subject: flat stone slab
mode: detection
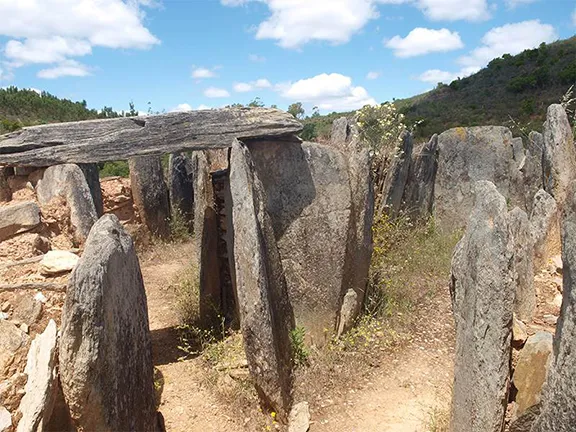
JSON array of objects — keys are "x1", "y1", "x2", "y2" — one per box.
[{"x1": 0, "y1": 108, "x2": 303, "y2": 166}]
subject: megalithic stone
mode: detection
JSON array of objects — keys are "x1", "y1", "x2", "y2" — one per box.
[
  {"x1": 78, "y1": 163, "x2": 104, "y2": 217},
  {"x1": 168, "y1": 153, "x2": 194, "y2": 230}
]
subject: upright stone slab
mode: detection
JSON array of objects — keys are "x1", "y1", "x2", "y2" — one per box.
[
  {"x1": 36, "y1": 164, "x2": 98, "y2": 243},
  {"x1": 247, "y1": 139, "x2": 353, "y2": 342},
  {"x1": 16, "y1": 320, "x2": 58, "y2": 432},
  {"x1": 59, "y1": 215, "x2": 158, "y2": 432},
  {"x1": 402, "y1": 134, "x2": 439, "y2": 219},
  {"x1": 530, "y1": 189, "x2": 560, "y2": 270},
  {"x1": 0, "y1": 167, "x2": 12, "y2": 202},
  {"x1": 435, "y1": 126, "x2": 521, "y2": 230},
  {"x1": 449, "y1": 181, "x2": 514, "y2": 432},
  {"x1": 381, "y1": 131, "x2": 413, "y2": 218},
  {"x1": 530, "y1": 182, "x2": 576, "y2": 431},
  {"x1": 542, "y1": 104, "x2": 576, "y2": 208},
  {"x1": 129, "y1": 155, "x2": 170, "y2": 239},
  {"x1": 229, "y1": 139, "x2": 293, "y2": 419},
  {"x1": 509, "y1": 207, "x2": 535, "y2": 322},
  {"x1": 192, "y1": 151, "x2": 221, "y2": 326},
  {"x1": 78, "y1": 163, "x2": 104, "y2": 217},
  {"x1": 168, "y1": 153, "x2": 194, "y2": 228}
]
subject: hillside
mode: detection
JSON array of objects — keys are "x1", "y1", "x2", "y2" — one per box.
[{"x1": 302, "y1": 36, "x2": 576, "y2": 141}]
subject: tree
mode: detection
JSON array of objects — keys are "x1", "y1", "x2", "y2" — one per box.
[
  {"x1": 311, "y1": 106, "x2": 320, "y2": 118},
  {"x1": 288, "y1": 102, "x2": 305, "y2": 119},
  {"x1": 248, "y1": 97, "x2": 265, "y2": 107}
]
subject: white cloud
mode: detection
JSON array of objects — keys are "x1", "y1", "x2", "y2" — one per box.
[
  {"x1": 458, "y1": 20, "x2": 558, "y2": 69},
  {"x1": 280, "y1": 73, "x2": 376, "y2": 111},
  {"x1": 385, "y1": 28, "x2": 463, "y2": 58},
  {"x1": 170, "y1": 103, "x2": 193, "y2": 112},
  {"x1": 415, "y1": 0, "x2": 490, "y2": 21},
  {"x1": 249, "y1": 54, "x2": 266, "y2": 62},
  {"x1": 197, "y1": 104, "x2": 211, "y2": 110},
  {"x1": 233, "y1": 78, "x2": 272, "y2": 93},
  {"x1": 37, "y1": 60, "x2": 91, "y2": 79},
  {"x1": 366, "y1": 71, "x2": 381, "y2": 80},
  {"x1": 418, "y1": 66, "x2": 479, "y2": 84},
  {"x1": 192, "y1": 67, "x2": 217, "y2": 79},
  {"x1": 222, "y1": 0, "x2": 488, "y2": 48},
  {"x1": 0, "y1": 0, "x2": 158, "y2": 77},
  {"x1": 505, "y1": 0, "x2": 539, "y2": 8},
  {"x1": 204, "y1": 87, "x2": 230, "y2": 98}
]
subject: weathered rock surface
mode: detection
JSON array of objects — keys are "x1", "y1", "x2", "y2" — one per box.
[
  {"x1": 542, "y1": 104, "x2": 576, "y2": 208},
  {"x1": 247, "y1": 139, "x2": 356, "y2": 342},
  {"x1": 288, "y1": 401, "x2": 310, "y2": 432},
  {"x1": 381, "y1": 131, "x2": 413, "y2": 217},
  {"x1": 36, "y1": 164, "x2": 98, "y2": 243},
  {"x1": 168, "y1": 153, "x2": 194, "y2": 227},
  {"x1": 512, "y1": 332, "x2": 553, "y2": 418},
  {"x1": 0, "y1": 319, "x2": 29, "y2": 376},
  {"x1": 0, "y1": 405, "x2": 10, "y2": 432},
  {"x1": 229, "y1": 139, "x2": 293, "y2": 419},
  {"x1": 0, "y1": 108, "x2": 303, "y2": 166},
  {"x1": 402, "y1": 134, "x2": 439, "y2": 219},
  {"x1": 39, "y1": 251, "x2": 80, "y2": 275},
  {"x1": 16, "y1": 320, "x2": 58, "y2": 432},
  {"x1": 530, "y1": 182, "x2": 576, "y2": 431},
  {"x1": 0, "y1": 167, "x2": 12, "y2": 202},
  {"x1": 0, "y1": 202, "x2": 41, "y2": 242},
  {"x1": 512, "y1": 315, "x2": 528, "y2": 348},
  {"x1": 449, "y1": 181, "x2": 514, "y2": 432},
  {"x1": 11, "y1": 297, "x2": 42, "y2": 327},
  {"x1": 530, "y1": 189, "x2": 560, "y2": 269},
  {"x1": 78, "y1": 163, "x2": 104, "y2": 217},
  {"x1": 509, "y1": 208, "x2": 535, "y2": 322},
  {"x1": 129, "y1": 155, "x2": 171, "y2": 239},
  {"x1": 59, "y1": 215, "x2": 158, "y2": 432},
  {"x1": 435, "y1": 126, "x2": 523, "y2": 230}
]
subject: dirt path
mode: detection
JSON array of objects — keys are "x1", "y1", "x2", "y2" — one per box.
[
  {"x1": 140, "y1": 241, "x2": 242, "y2": 432},
  {"x1": 140, "y1": 240, "x2": 455, "y2": 432}
]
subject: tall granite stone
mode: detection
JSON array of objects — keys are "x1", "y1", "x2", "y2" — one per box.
[
  {"x1": 402, "y1": 134, "x2": 439, "y2": 219},
  {"x1": 530, "y1": 182, "x2": 576, "y2": 431},
  {"x1": 542, "y1": 104, "x2": 576, "y2": 209},
  {"x1": 247, "y1": 138, "x2": 355, "y2": 342},
  {"x1": 78, "y1": 163, "x2": 104, "y2": 217},
  {"x1": 0, "y1": 167, "x2": 12, "y2": 202},
  {"x1": 435, "y1": 126, "x2": 523, "y2": 230},
  {"x1": 129, "y1": 155, "x2": 170, "y2": 239},
  {"x1": 229, "y1": 139, "x2": 293, "y2": 420},
  {"x1": 168, "y1": 153, "x2": 194, "y2": 229},
  {"x1": 449, "y1": 181, "x2": 514, "y2": 432},
  {"x1": 381, "y1": 130, "x2": 413, "y2": 218},
  {"x1": 509, "y1": 207, "x2": 535, "y2": 322},
  {"x1": 59, "y1": 215, "x2": 158, "y2": 432},
  {"x1": 530, "y1": 189, "x2": 560, "y2": 270},
  {"x1": 36, "y1": 164, "x2": 98, "y2": 244}
]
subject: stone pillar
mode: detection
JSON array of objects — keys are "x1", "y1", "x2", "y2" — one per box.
[
  {"x1": 78, "y1": 163, "x2": 104, "y2": 217},
  {"x1": 381, "y1": 130, "x2": 413, "y2": 218},
  {"x1": 59, "y1": 215, "x2": 159, "y2": 432},
  {"x1": 0, "y1": 166, "x2": 12, "y2": 202},
  {"x1": 449, "y1": 181, "x2": 514, "y2": 432},
  {"x1": 168, "y1": 153, "x2": 194, "y2": 230},
  {"x1": 129, "y1": 156, "x2": 171, "y2": 239}
]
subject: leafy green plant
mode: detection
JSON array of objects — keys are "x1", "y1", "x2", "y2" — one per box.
[
  {"x1": 289, "y1": 326, "x2": 310, "y2": 367},
  {"x1": 169, "y1": 207, "x2": 192, "y2": 243},
  {"x1": 98, "y1": 161, "x2": 130, "y2": 178}
]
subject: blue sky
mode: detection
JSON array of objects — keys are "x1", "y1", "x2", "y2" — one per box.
[{"x1": 0, "y1": 0, "x2": 575, "y2": 115}]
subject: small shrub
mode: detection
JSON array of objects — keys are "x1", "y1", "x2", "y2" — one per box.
[
  {"x1": 289, "y1": 326, "x2": 310, "y2": 367},
  {"x1": 169, "y1": 207, "x2": 192, "y2": 243},
  {"x1": 99, "y1": 160, "x2": 130, "y2": 178},
  {"x1": 174, "y1": 263, "x2": 200, "y2": 326}
]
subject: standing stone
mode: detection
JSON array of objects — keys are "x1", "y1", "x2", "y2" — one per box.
[
  {"x1": 527, "y1": 131, "x2": 544, "y2": 158},
  {"x1": 192, "y1": 151, "x2": 221, "y2": 326},
  {"x1": 229, "y1": 139, "x2": 293, "y2": 420},
  {"x1": 509, "y1": 208, "x2": 535, "y2": 322},
  {"x1": 0, "y1": 202, "x2": 41, "y2": 242},
  {"x1": 36, "y1": 164, "x2": 98, "y2": 244},
  {"x1": 129, "y1": 156, "x2": 170, "y2": 239},
  {"x1": 330, "y1": 116, "x2": 354, "y2": 147},
  {"x1": 512, "y1": 332, "x2": 553, "y2": 418},
  {"x1": 402, "y1": 134, "x2": 439, "y2": 219},
  {"x1": 435, "y1": 126, "x2": 522, "y2": 230},
  {"x1": 168, "y1": 153, "x2": 194, "y2": 229},
  {"x1": 0, "y1": 167, "x2": 12, "y2": 202},
  {"x1": 530, "y1": 189, "x2": 560, "y2": 270},
  {"x1": 78, "y1": 163, "x2": 104, "y2": 217},
  {"x1": 16, "y1": 320, "x2": 58, "y2": 432},
  {"x1": 449, "y1": 181, "x2": 514, "y2": 432},
  {"x1": 247, "y1": 139, "x2": 353, "y2": 342},
  {"x1": 381, "y1": 130, "x2": 413, "y2": 218},
  {"x1": 59, "y1": 215, "x2": 158, "y2": 432},
  {"x1": 542, "y1": 104, "x2": 576, "y2": 208},
  {"x1": 530, "y1": 182, "x2": 576, "y2": 431}
]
